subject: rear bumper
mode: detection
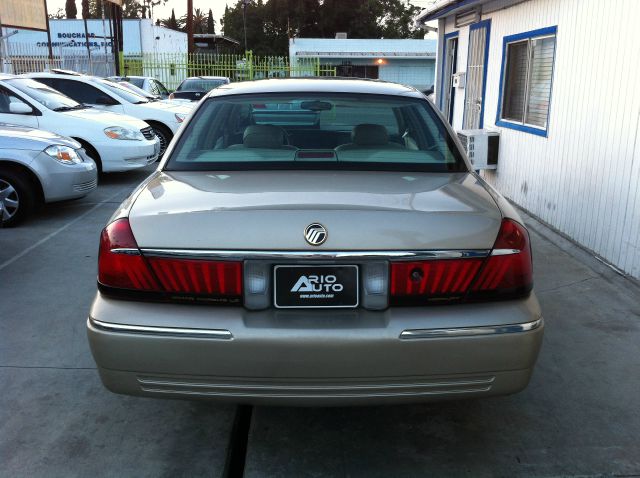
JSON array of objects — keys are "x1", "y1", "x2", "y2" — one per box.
[{"x1": 87, "y1": 293, "x2": 544, "y2": 406}]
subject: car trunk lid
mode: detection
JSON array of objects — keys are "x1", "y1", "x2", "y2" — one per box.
[{"x1": 128, "y1": 170, "x2": 502, "y2": 250}]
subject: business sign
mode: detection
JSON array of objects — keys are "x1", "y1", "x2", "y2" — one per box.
[
  {"x1": 0, "y1": 0, "x2": 47, "y2": 31},
  {"x1": 8, "y1": 20, "x2": 142, "y2": 53}
]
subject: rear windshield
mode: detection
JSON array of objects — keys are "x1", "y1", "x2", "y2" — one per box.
[
  {"x1": 177, "y1": 78, "x2": 228, "y2": 91},
  {"x1": 165, "y1": 93, "x2": 466, "y2": 173},
  {"x1": 126, "y1": 77, "x2": 145, "y2": 88},
  {"x1": 96, "y1": 79, "x2": 149, "y2": 104}
]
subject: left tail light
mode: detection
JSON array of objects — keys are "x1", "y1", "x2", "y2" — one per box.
[{"x1": 98, "y1": 218, "x2": 242, "y2": 301}]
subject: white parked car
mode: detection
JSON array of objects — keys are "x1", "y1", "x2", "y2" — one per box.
[
  {"x1": 0, "y1": 75, "x2": 159, "y2": 173},
  {"x1": 28, "y1": 72, "x2": 192, "y2": 156},
  {"x1": 107, "y1": 75, "x2": 171, "y2": 99}
]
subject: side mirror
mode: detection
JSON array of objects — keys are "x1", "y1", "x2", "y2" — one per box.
[
  {"x1": 9, "y1": 103, "x2": 33, "y2": 115},
  {"x1": 96, "y1": 96, "x2": 119, "y2": 106}
]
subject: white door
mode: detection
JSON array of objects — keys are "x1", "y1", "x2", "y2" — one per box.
[
  {"x1": 442, "y1": 36, "x2": 458, "y2": 124},
  {"x1": 0, "y1": 88, "x2": 40, "y2": 128},
  {"x1": 463, "y1": 21, "x2": 490, "y2": 130}
]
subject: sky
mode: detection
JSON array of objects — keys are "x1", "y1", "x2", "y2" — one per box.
[
  {"x1": 46, "y1": 1, "x2": 230, "y2": 27},
  {"x1": 46, "y1": 0, "x2": 436, "y2": 33}
]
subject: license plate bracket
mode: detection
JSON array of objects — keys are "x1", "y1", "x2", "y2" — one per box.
[{"x1": 274, "y1": 265, "x2": 359, "y2": 309}]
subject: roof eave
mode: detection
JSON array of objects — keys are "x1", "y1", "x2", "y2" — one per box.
[{"x1": 415, "y1": 0, "x2": 482, "y2": 23}]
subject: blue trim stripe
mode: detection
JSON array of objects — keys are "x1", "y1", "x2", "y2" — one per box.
[
  {"x1": 495, "y1": 119, "x2": 548, "y2": 137},
  {"x1": 495, "y1": 25, "x2": 558, "y2": 137},
  {"x1": 462, "y1": 19, "x2": 491, "y2": 129},
  {"x1": 439, "y1": 31, "x2": 459, "y2": 111}
]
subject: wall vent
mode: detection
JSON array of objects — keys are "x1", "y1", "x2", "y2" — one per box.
[{"x1": 455, "y1": 8, "x2": 480, "y2": 27}]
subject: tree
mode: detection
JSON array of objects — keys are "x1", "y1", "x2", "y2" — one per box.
[
  {"x1": 82, "y1": 0, "x2": 90, "y2": 19},
  {"x1": 50, "y1": 7, "x2": 66, "y2": 19},
  {"x1": 158, "y1": 8, "x2": 179, "y2": 30},
  {"x1": 89, "y1": 0, "x2": 103, "y2": 18},
  {"x1": 65, "y1": 0, "x2": 77, "y2": 19},
  {"x1": 180, "y1": 8, "x2": 207, "y2": 34},
  {"x1": 207, "y1": 9, "x2": 216, "y2": 34},
  {"x1": 221, "y1": 0, "x2": 424, "y2": 55}
]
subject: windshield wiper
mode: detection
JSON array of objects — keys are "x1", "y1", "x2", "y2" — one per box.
[{"x1": 53, "y1": 104, "x2": 85, "y2": 112}]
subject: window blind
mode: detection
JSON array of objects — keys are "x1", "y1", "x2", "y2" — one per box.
[{"x1": 525, "y1": 36, "x2": 555, "y2": 127}]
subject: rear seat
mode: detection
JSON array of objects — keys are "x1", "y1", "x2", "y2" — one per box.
[
  {"x1": 228, "y1": 125, "x2": 297, "y2": 150},
  {"x1": 335, "y1": 124, "x2": 403, "y2": 151}
]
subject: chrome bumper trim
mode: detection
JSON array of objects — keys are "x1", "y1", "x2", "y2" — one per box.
[
  {"x1": 138, "y1": 248, "x2": 490, "y2": 261},
  {"x1": 88, "y1": 317, "x2": 233, "y2": 340},
  {"x1": 399, "y1": 317, "x2": 543, "y2": 339}
]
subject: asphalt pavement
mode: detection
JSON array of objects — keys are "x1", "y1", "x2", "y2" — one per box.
[{"x1": 1, "y1": 165, "x2": 639, "y2": 477}]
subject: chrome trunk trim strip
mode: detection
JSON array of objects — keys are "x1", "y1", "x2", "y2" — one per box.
[
  {"x1": 491, "y1": 248, "x2": 521, "y2": 256},
  {"x1": 110, "y1": 248, "x2": 140, "y2": 255},
  {"x1": 399, "y1": 317, "x2": 543, "y2": 339},
  {"x1": 139, "y1": 249, "x2": 490, "y2": 261},
  {"x1": 88, "y1": 317, "x2": 233, "y2": 339}
]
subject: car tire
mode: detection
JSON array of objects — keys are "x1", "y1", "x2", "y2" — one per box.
[
  {"x1": 149, "y1": 123, "x2": 172, "y2": 158},
  {"x1": 0, "y1": 169, "x2": 35, "y2": 227},
  {"x1": 74, "y1": 139, "x2": 102, "y2": 174}
]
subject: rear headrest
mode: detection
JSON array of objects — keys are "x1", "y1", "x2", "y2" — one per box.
[
  {"x1": 243, "y1": 124, "x2": 285, "y2": 148},
  {"x1": 352, "y1": 124, "x2": 389, "y2": 146}
]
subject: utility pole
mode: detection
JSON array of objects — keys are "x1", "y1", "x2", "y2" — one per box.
[
  {"x1": 82, "y1": 16, "x2": 93, "y2": 74},
  {"x1": 242, "y1": 0, "x2": 250, "y2": 53},
  {"x1": 42, "y1": 0, "x2": 54, "y2": 61},
  {"x1": 187, "y1": 0, "x2": 193, "y2": 54}
]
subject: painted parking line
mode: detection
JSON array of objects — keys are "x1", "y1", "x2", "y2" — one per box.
[{"x1": 0, "y1": 188, "x2": 125, "y2": 272}]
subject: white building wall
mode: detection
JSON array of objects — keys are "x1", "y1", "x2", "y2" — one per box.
[
  {"x1": 439, "y1": 0, "x2": 640, "y2": 278},
  {"x1": 378, "y1": 61, "x2": 435, "y2": 90},
  {"x1": 6, "y1": 19, "x2": 185, "y2": 55},
  {"x1": 139, "y1": 20, "x2": 187, "y2": 54}
]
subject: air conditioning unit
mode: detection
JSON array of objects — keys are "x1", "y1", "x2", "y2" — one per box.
[{"x1": 457, "y1": 129, "x2": 499, "y2": 170}]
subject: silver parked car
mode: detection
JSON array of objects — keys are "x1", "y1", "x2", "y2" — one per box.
[
  {"x1": 0, "y1": 124, "x2": 97, "y2": 226},
  {"x1": 88, "y1": 79, "x2": 543, "y2": 406}
]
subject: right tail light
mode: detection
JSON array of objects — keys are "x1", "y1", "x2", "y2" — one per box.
[{"x1": 390, "y1": 218, "x2": 533, "y2": 304}]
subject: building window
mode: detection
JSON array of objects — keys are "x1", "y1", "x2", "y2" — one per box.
[{"x1": 497, "y1": 26, "x2": 557, "y2": 136}]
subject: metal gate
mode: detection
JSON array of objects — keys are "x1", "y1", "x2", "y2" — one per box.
[{"x1": 463, "y1": 20, "x2": 490, "y2": 129}]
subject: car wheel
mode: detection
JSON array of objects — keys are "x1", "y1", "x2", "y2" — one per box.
[
  {"x1": 150, "y1": 124, "x2": 172, "y2": 158},
  {"x1": 0, "y1": 170, "x2": 35, "y2": 227}
]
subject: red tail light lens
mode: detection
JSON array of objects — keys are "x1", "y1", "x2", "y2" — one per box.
[
  {"x1": 98, "y1": 218, "x2": 242, "y2": 301},
  {"x1": 390, "y1": 219, "x2": 533, "y2": 304},
  {"x1": 147, "y1": 257, "x2": 242, "y2": 296},
  {"x1": 390, "y1": 259, "x2": 483, "y2": 300},
  {"x1": 98, "y1": 218, "x2": 159, "y2": 291},
  {"x1": 469, "y1": 219, "x2": 533, "y2": 297}
]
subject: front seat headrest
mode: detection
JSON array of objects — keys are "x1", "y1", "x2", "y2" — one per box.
[
  {"x1": 352, "y1": 124, "x2": 389, "y2": 146},
  {"x1": 243, "y1": 124, "x2": 286, "y2": 149}
]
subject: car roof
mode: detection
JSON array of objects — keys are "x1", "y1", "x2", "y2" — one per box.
[
  {"x1": 185, "y1": 76, "x2": 230, "y2": 80},
  {"x1": 208, "y1": 78, "x2": 423, "y2": 99}
]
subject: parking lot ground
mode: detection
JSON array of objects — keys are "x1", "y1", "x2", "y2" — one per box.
[
  {"x1": 1, "y1": 167, "x2": 640, "y2": 477},
  {"x1": 244, "y1": 211, "x2": 640, "y2": 477},
  {"x1": 0, "y1": 166, "x2": 235, "y2": 478}
]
